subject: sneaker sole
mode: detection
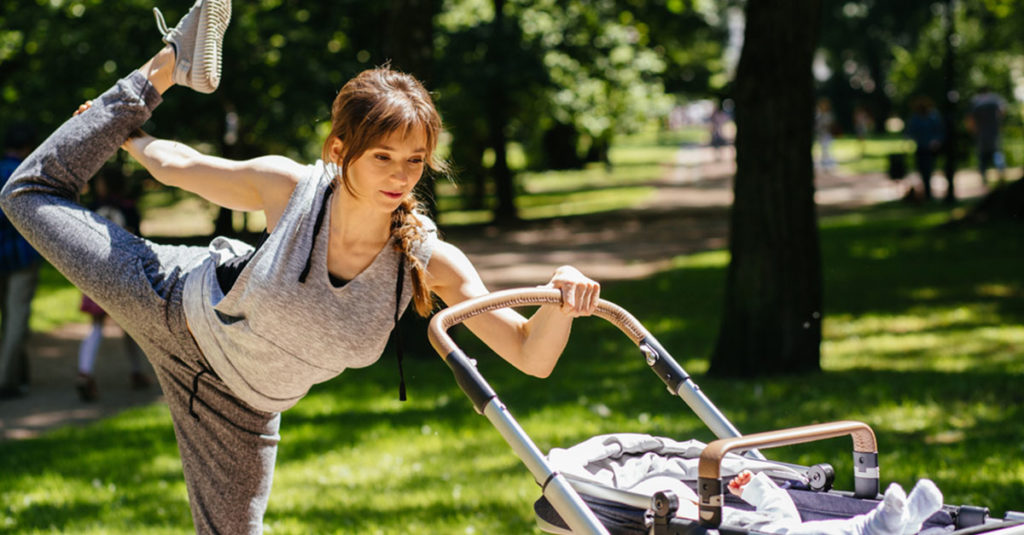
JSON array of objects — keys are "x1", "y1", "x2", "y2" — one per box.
[{"x1": 191, "y1": 0, "x2": 231, "y2": 93}]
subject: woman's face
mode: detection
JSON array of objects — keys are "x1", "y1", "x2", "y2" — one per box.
[{"x1": 334, "y1": 127, "x2": 428, "y2": 212}]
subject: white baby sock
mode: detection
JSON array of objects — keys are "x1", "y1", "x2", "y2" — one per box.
[
  {"x1": 866, "y1": 482, "x2": 908, "y2": 535},
  {"x1": 901, "y1": 479, "x2": 943, "y2": 534}
]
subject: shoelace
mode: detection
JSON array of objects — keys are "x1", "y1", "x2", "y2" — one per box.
[
  {"x1": 152, "y1": 8, "x2": 171, "y2": 37},
  {"x1": 188, "y1": 368, "x2": 209, "y2": 420}
]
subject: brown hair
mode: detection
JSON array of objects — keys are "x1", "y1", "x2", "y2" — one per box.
[{"x1": 321, "y1": 66, "x2": 448, "y2": 317}]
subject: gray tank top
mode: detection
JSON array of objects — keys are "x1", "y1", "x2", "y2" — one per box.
[{"x1": 182, "y1": 160, "x2": 437, "y2": 412}]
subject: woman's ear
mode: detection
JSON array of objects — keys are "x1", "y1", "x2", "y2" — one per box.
[{"x1": 328, "y1": 138, "x2": 344, "y2": 163}]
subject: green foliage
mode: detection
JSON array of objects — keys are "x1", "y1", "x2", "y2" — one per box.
[
  {"x1": 434, "y1": 0, "x2": 724, "y2": 178},
  {"x1": 886, "y1": 2, "x2": 1018, "y2": 115},
  {"x1": 1, "y1": 0, "x2": 154, "y2": 130},
  {"x1": 1, "y1": 0, "x2": 729, "y2": 224},
  {"x1": 0, "y1": 2, "x2": 352, "y2": 161},
  {"x1": 819, "y1": 0, "x2": 1024, "y2": 142}
]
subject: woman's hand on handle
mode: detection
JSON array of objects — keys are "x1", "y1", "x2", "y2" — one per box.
[
  {"x1": 427, "y1": 243, "x2": 600, "y2": 377},
  {"x1": 544, "y1": 265, "x2": 600, "y2": 317}
]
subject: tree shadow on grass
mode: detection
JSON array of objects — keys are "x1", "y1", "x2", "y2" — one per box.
[{"x1": 0, "y1": 416, "x2": 192, "y2": 532}]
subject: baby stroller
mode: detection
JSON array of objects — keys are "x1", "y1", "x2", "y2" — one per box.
[{"x1": 427, "y1": 288, "x2": 1024, "y2": 535}]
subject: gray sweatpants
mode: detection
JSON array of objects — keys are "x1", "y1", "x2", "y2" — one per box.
[{"x1": 0, "y1": 71, "x2": 280, "y2": 534}]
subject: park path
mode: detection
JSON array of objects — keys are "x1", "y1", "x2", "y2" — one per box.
[{"x1": 0, "y1": 146, "x2": 994, "y2": 440}]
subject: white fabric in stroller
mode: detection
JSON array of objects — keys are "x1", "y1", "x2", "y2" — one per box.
[
  {"x1": 540, "y1": 433, "x2": 810, "y2": 532},
  {"x1": 547, "y1": 433, "x2": 808, "y2": 494}
]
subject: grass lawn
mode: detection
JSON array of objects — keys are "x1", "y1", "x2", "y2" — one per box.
[{"x1": 1, "y1": 198, "x2": 1022, "y2": 533}]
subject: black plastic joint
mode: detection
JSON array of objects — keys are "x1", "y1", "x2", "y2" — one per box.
[
  {"x1": 955, "y1": 505, "x2": 990, "y2": 529},
  {"x1": 652, "y1": 490, "x2": 680, "y2": 524},
  {"x1": 444, "y1": 349, "x2": 497, "y2": 414},
  {"x1": 698, "y1": 476, "x2": 723, "y2": 527},
  {"x1": 640, "y1": 336, "x2": 689, "y2": 393},
  {"x1": 853, "y1": 451, "x2": 880, "y2": 498}
]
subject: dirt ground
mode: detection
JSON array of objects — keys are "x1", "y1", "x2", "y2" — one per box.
[{"x1": 0, "y1": 146, "x2": 993, "y2": 440}]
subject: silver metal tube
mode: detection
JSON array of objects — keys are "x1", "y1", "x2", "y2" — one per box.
[
  {"x1": 676, "y1": 379, "x2": 766, "y2": 460},
  {"x1": 483, "y1": 399, "x2": 609, "y2": 535}
]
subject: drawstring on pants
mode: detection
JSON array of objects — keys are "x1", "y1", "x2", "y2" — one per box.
[{"x1": 188, "y1": 368, "x2": 210, "y2": 420}]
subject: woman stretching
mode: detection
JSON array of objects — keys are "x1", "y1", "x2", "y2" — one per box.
[{"x1": 0, "y1": 1, "x2": 599, "y2": 533}]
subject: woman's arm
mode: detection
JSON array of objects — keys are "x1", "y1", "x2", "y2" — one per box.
[
  {"x1": 122, "y1": 134, "x2": 303, "y2": 230},
  {"x1": 427, "y1": 241, "x2": 599, "y2": 377},
  {"x1": 73, "y1": 98, "x2": 304, "y2": 231}
]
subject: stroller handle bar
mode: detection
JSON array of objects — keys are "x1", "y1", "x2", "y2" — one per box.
[
  {"x1": 429, "y1": 287, "x2": 648, "y2": 355},
  {"x1": 429, "y1": 288, "x2": 737, "y2": 428},
  {"x1": 697, "y1": 420, "x2": 880, "y2": 527}
]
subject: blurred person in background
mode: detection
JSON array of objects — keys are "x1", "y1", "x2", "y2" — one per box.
[
  {"x1": 75, "y1": 171, "x2": 152, "y2": 402},
  {"x1": 815, "y1": 98, "x2": 838, "y2": 171},
  {"x1": 905, "y1": 95, "x2": 945, "y2": 201},
  {"x1": 967, "y1": 86, "x2": 1008, "y2": 186},
  {"x1": 0, "y1": 124, "x2": 41, "y2": 400}
]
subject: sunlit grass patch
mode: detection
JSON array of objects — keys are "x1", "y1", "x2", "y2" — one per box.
[
  {"x1": 669, "y1": 249, "x2": 729, "y2": 269},
  {"x1": 825, "y1": 136, "x2": 912, "y2": 175},
  {"x1": 434, "y1": 136, "x2": 679, "y2": 225},
  {"x1": 29, "y1": 263, "x2": 89, "y2": 332}
]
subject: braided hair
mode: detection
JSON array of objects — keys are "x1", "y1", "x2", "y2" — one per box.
[{"x1": 321, "y1": 66, "x2": 448, "y2": 317}]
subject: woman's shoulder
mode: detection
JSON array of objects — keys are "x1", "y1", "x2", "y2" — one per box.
[
  {"x1": 246, "y1": 157, "x2": 317, "y2": 231},
  {"x1": 247, "y1": 155, "x2": 309, "y2": 186}
]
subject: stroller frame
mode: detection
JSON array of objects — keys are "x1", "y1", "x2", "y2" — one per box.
[{"x1": 427, "y1": 288, "x2": 1024, "y2": 535}]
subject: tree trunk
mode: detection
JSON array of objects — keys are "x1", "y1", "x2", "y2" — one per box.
[
  {"x1": 954, "y1": 178, "x2": 1024, "y2": 224},
  {"x1": 864, "y1": 45, "x2": 892, "y2": 136},
  {"x1": 941, "y1": 0, "x2": 959, "y2": 203},
  {"x1": 383, "y1": 0, "x2": 441, "y2": 221},
  {"x1": 382, "y1": 0, "x2": 437, "y2": 84},
  {"x1": 488, "y1": 0, "x2": 518, "y2": 224},
  {"x1": 709, "y1": 0, "x2": 824, "y2": 377}
]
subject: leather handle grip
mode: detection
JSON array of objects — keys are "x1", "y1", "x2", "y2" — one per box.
[
  {"x1": 698, "y1": 420, "x2": 878, "y2": 479},
  {"x1": 428, "y1": 287, "x2": 649, "y2": 357},
  {"x1": 697, "y1": 420, "x2": 879, "y2": 526}
]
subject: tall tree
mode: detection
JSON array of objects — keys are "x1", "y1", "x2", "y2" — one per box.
[
  {"x1": 709, "y1": 0, "x2": 824, "y2": 377},
  {"x1": 487, "y1": 0, "x2": 517, "y2": 223}
]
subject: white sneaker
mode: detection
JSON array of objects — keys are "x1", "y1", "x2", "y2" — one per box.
[{"x1": 153, "y1": 0, "x2": 232, "y2": 93}]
